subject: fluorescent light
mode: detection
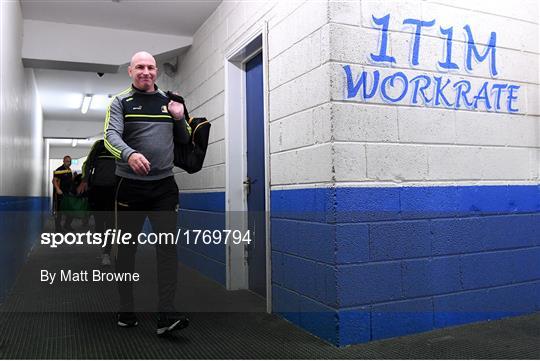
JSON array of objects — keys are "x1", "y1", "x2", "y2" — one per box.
[
  {"x1": 89, "y1": 94, "x2": 110, "y2": 110},
  {"x1": 63, "y1": 93, "x2": 86, "y2": 109},
  {"x1": 81, "y1": 94, "x2": 92, "y2": 114},
  {"x1": 72, "y1": 139, "x2": 78, "y2": 147}
]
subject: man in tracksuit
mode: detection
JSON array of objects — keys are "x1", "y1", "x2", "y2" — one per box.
[
  {"x1": 53, "y1": 155, "x2": 75, "y2": 232},
  {"x1": 104, "y1": 51, "x2": 191, "y2": 336},
  {"x1": 77, "y1": 139, "x2": 116, "y2": 266}
]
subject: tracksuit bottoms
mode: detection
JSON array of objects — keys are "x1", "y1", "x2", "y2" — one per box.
[{"x1": 114, "y1": 176, "x2": 179, "y2": 313}]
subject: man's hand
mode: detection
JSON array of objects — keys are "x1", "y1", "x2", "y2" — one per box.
[
  {"x1": 77, "y1": 181, "x2": 88, "y2": 195},
  {"x1": 53, "y1": 178, "x2": 62, "y2": 195},
  {"x1": 128, "y1": 152, "x2": 151, "y2": 176},
  {"x1": 167, "y1": 99, "x2": 185, "y2": 120}
]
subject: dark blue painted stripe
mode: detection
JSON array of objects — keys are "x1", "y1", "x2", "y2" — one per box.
[
  {"x1": 271, "y1": 185, "x2": 540, "y2": 222},
  {"x1": 272, "y1": 252, "x2": 337, "y2": 307},
  {"x1": 433, "y1": 281, "x2": 540, "y2": 328},
  {"x1": 179, "y1": 192, "x2": 225, "y2": 212},
  {"x1": 0, "y1": 196, "x2": 49, "y2": 212},
  {"x1": 0, "y1": 196, "x2": 49, "y2": 302},
  {"x1": 177, "y1": 209, "x2": 226, "y2": 263},
  {"x1": 178, "y1": 247, "x2": 226, "y2": 286},
  {"x1": 272, "y1": 284, "x2": 338, "y2": 345},
  {"x1": 271, "y1": 187, "x2": 334, "y2": 222},
  {"x1": 177, "y1": 192, "x2": 226, "y2": 286},
  {"x1": 273, "y1": 280, "x2": 540, "y2": 346},
  {"x1": 270, "y1": 186, "x2": 540, "y2": 346}
]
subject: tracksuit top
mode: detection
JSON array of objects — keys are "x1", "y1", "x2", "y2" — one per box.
[
  {"x1": 53, "y1": 164, "x2": 73, "y2": 193},
  {"x1": 104, "y1": 84, "x2": 189, "y2": 181}
]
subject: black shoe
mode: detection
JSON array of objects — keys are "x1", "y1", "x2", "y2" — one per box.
[
  {"x1": 157, "y1": 312, "x2": 189, "y2": 336},
  {"x1": 117, "y1": 312, "x2": 138, "y2": 327}
]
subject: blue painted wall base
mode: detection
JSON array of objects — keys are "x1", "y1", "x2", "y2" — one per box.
[
  {"x1": 175, "y1": 186, "x2": 539, "y2": 346},
  {"x1": 271, "y1": 185, "x2": 540, "y2": 346},
  {"x1": 0, "y1": 196, "x2": 49, "y2": 303},
  {"x1": 177, "y1": 192, "x2": 226, "y2": 286}
]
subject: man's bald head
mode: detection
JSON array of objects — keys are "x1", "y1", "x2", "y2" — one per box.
[
  {"x1": 128, "y1": 51, "x2": 158, "y2": 92},
  {"x1": 130, "y1": 51, "x2": 156, "y2": 67}
]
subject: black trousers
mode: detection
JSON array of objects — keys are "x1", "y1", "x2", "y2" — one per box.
[
  {"x1": 88, "y1": 185, "x2": 115, "y2": 254},
  {"x1": 54, "y1": 194, "x2": 73, "y2": 232},
  {"x1": 114, "y1": 176, "x2": 179, "y2": 313}
]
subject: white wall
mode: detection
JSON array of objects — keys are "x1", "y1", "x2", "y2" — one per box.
[
  {"x1": 166, "y1": 0, "x2": 538, "y2": 191},
  {"x1": 329, "y1": 0, "x2": 539, "y2": 186},
  {"x1": 0, "y1": 0, "x2": 45, "y2": 197},
  {"x1": 169, "y1": 0, "x2": 334, "y2": 191}
]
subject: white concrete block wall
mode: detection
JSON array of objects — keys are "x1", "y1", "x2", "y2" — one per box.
[
  {"x1": 172, "y1": 0, "x2": 538, "y2": 191},
  {"x1": 268, "y1": 0, "x2": 328, "y2": 60},
  {"x1": 328, "y1": 0, "x2": 361, "y2": 26},
  {"x1": 203, "y1": 140, "x2": 225, "y2": 168},
  {"x1": 208, "y1": 116, "x2": 225, "y2": 144},
  {"x1": 269, "y1": 104, "x2": 332, "y2": 153},
  {"x1": 271, "y1": 144, "x2": 333, "y2": 185},
  {"x1": 327, "y1": 24, "x2": 381, "y2": 65},
  {"x1": 192, "y1": 92, "x2": 224, "y2": 122},
  {"x1": 398, "y1": 107, "x2": 455, "y2": 144},
  {"x1": 436, "y1": 5, "x2": 538, "y2": 54},
  {"x1": 174, "y1": 164, "x2": 225, "y2": 191},
  {"x1": 527, "y1": 85, "x2": 540, "y2": 116},
  {"x1": 173, "y1": 0, "x2": 335, "y2": 191},
  {"x1": 330, "y1": 0, "x2": 539, "y2": 185},
  {"x1": 269, "y1": 24, "x2": 330, "y2": 91},
  {"x1": 454, "y1": 112, "x2": 509, "y2": 146},
  {"x1": 0, "y1": 1, "x2": 45, "y2": 197},
  {"x1": 366, "y1": 144, "x2": 429, "y2": 181},
  {"x1": 429, "y1": 0, "x2": 539, "y2": 24},
  {"x1": 270, "y1": 63, "x2": 331, "y2": 121},
  {"x1": 530, "y1": 148, "x2": 540, "y2": 179},
  {"x1": 332, "y1": 103, "x2": 398, "y2": 142},
  {"x1": 427, "y1": 146, "x2": 532, "y2": 181},
  {"x1": 361, "y1": 1, "x2": 538, "y2": 54},
  {"x1": 332, "y1": 63, "x2": 529, "y2": 115},
  {"x1": 334, "y1": 143, "x2": 367, "y2": 182},
  {"x1": 358, "y1": 1, "x2": 539, "y2": 75},
  {"x1": 266, "y1": 1, "x2": 305, "y2": 30}
]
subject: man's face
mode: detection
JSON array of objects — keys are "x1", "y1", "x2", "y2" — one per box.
[
  {"x1": 128, "y1": 53, "x2": 158, "y2": 91},
  {"x1": 63, "y1": 157, "x2": 71, "y2": 168}
]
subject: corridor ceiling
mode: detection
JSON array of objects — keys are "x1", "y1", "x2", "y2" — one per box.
[
  {"x1": 21, "y1": 0, "x2": 221, "y2": 36},
  {"x1": 20, "y1": 0, "x2": 221, "y2": 143}
]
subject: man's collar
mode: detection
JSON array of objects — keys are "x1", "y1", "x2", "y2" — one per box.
[{"x1": 132, "y1": 84, "x2": 158, "y2": 93}]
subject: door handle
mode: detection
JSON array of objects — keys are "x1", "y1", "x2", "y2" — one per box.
[{"x1": 243, "y1": 176, "x2": 257, "y2": 196}]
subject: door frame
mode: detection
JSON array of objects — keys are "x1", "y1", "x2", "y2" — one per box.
[{"x1": 224, "y1": 21, "x2": 272, "y2": 313}]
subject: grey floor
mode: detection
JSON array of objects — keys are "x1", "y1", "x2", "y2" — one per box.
[{"x1": 0, "y1": 221, "x2": 539, "y2": 359}]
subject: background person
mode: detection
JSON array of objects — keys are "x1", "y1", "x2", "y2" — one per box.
[
  {"x1": 53, "y1": 155, "x2": 74, "y2": 232},
  {"x1": 78, "y1": 139, "x2": 116, "y2": 266}
]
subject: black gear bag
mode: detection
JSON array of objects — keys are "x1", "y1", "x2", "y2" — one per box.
[{"x1": 168, "y1": 91, "x2": 211, "y2": 174}]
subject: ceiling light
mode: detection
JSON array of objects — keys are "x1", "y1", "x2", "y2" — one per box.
[
  {"x1": 81, "y1": 94, "x2": 92, "y2": 114},
  {"x1": 90, "y1": 94, "x2": 110, "y2": 110},
  {"x1": 72, "y1": 139, "x2": 78, "y2": 147}
]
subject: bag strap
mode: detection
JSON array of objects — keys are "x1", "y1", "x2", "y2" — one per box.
[{"x1": 166, "y1": 91, "x2": 190, "y2": 120}]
